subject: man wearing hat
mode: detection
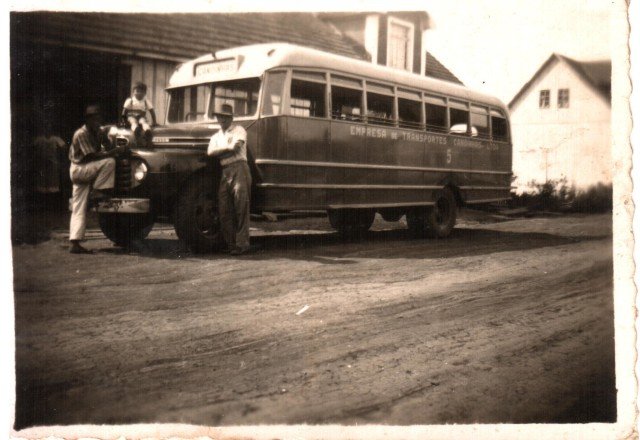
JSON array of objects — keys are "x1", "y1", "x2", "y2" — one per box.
[
  {"x1": 68, "y1": 105, "x2": 124, "y2": 254},
  {"x1": 207, "y1": 103, "x2": 252, "y2": 255}
]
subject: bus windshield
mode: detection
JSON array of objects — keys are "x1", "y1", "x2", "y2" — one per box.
[{"x1": 167, "y1": 78, "x2": 261, "y2": 123}]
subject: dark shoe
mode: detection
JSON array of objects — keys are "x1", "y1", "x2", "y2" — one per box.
[
  {"x1": 144, "y1": 129, "x2": 153, "y2": 145},
  {"x1": 69, "y1": 243, "x2": 93, "y2": 254},
  {"x1": 230, "y1": 246, "x2": 251, "y2": 255}
]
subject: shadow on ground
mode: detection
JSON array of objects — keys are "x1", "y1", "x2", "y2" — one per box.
[{"x1": 97, "y1": 227, "x2": 610, "y2": 264}]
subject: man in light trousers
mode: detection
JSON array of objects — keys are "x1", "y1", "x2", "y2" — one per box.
[
  {"x1": 68, "y1": 105, "x2": 124, "y2": 254},
  {"x1": 207, "y1": 103, "x2": 252, "y2": 255}
]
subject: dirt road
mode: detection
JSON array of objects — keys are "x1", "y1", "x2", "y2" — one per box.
[{"x1": 12, "y1": 212, "x2": 615, "y2": 428}]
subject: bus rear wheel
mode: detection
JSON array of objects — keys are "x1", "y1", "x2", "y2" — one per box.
[
  {"x1": 174, "y1": 176, "x2": 225, "y2": 253},
  {"x1": 328, "y1": 208, "x2": 375, "y2": 236},
  {"x1": 98, "y1": 213, "x2": 154, "y2": 247},
  {"x1": 407, "y1": 188, "x2": 457, "y2": 238}
]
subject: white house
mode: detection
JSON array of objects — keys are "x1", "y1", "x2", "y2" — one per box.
[{"x1": 508, "y1": 53, "x2": 611, "y2": 192}]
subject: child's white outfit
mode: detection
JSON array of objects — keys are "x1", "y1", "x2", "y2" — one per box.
[{"x1": 123, "y1": 95, "x2": 153, "y2": 134}]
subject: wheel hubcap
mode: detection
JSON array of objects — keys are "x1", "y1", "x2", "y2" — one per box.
[
  {"x1": 194, "y1": 195, "x2": 220, "y2": 237},
  {"x1": 435, "y1": 198, "x2": 450, "y2": 225}
]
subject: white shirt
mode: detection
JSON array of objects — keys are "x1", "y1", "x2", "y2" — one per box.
[
  {"x1": 207, "y1": 124, "x2": 247, "y2": 166},
  {"x1": 123, "y1": 96, "x2": 153, "y2": 117}
]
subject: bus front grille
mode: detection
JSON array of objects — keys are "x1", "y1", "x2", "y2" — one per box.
[{"x1": 115, "y1": 157, "x2": 132, "y2": 193}]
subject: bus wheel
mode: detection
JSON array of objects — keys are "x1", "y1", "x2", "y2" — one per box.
[
  {"x1": 98, "y1": 213, "x2": 154, "y2": 247},
  {"x1": 174, "y1": 177, "x2": 225, "y2": 253},
  {"x1": 379, "y1": 208, "x2": 403, "y2": 222},
  {"x1": 407, "y1": 188, "x2": 457, "y2": 238},
  {"x1": 426, "y1": 188, "x2": 458, "y2": 238},
  {"x1": 328, "y1": 209, "x2": 375, "y2": 236}
]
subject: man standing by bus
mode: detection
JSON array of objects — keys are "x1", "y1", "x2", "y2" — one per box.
[
  {"x1": 68, "y1": 105, "x2": 123, "y2": 254},
  {"x1": 207, "y1": 103, "x2": 252, "y2": 255}
]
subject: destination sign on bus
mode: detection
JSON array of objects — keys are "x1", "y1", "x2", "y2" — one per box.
[
  {"x1": 349, "y1": 124, "x2": 492, "y2": 149},
  {"x1": 194, "y1": 58, "x2": 238, "y2": 77}
]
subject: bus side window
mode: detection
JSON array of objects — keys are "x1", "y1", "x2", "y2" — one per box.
[
  {"x1": 331, "y1": 86, "x2": 363, "y2": 122},
  {"x1": 366, "y1": 92, "x2": 394, "y2": 126},
  {"x1": 491, "y1": 113, "x2": 509, "y2": 142},
  {"x1": 449, "y1": 100, "x2": 470, "y2": 135},
  {"x1": 425, "y1": 95, "x2": 447, "y2": 133},
  {"x1": 261, "y1": 71, "x2": 287, "y2": 116},
  {"x1": 398, "y1": 98, "x2": 423, "y2": 129},
  {"x1": 291, "y1": 79, "x2": 326, "y2": 118},
  {"x1": 471, "y1": 105, "x2": 490, "y2": 139}
]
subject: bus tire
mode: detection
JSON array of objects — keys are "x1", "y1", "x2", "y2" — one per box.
[
  {"x1": 328, "y1": 208, "x2": 375, "y2": 236},
  {"x1": 426, "y1": 187, "x2": 457, "y2": 238},
  {"x1": 174, "y1": 175, "x2": 225, "y2": 253},
  {"x1": 98, "y1": 213, "x2": 154, "y2": 247},
  {"x1": 407, "y1": 188, "x2": 457, "y2": 238},
  {"x1": 379, "y1": 208, "x2": 403, "y2": 222}
]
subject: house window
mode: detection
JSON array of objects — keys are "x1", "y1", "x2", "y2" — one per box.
[
  {"x1": 558, "y1": 88, "x2": 570, "y2": 108},
  {"x1": 387, "y1": 17, "x2": 414, "y2": 71},
  {"x1": 539, "y1": 89, "x2": 550, "y2": 108}
]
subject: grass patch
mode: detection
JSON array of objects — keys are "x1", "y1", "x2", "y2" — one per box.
[{"x1": 511, "y1": 180, "x2": 612, "y2": 213}]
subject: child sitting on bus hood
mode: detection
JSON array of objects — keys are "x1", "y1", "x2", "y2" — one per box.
[{"x1": 122, "y1": 82, "x2": 157, "y2": 142}]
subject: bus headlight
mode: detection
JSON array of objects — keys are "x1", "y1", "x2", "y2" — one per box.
[{"x1": 134, "y1": 161, "x2": 148, "y2": 182}]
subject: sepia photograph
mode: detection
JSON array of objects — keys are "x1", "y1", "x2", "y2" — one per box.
[{"x1": 5, "y1": 1, "x2": 636, "y2": 438}]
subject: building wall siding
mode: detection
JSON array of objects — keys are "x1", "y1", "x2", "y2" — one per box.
[
  {"x1": 128, "y1": 58, "x2": 177, "y2": 124},
  {"x1": 510, "y1": 59, "x2": 611, "y2": 191}
]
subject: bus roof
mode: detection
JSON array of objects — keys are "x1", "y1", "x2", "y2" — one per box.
[{"x1": 168, "y1": 43, "x2": 508, "y2": 113}]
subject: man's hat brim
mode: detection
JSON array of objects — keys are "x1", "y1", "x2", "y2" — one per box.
[{"x1": 85, "y1": 105, "x2": 102, "y2": 117}]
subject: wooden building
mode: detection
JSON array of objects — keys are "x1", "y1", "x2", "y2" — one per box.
[{"x1": 10, "y1": 12, "x2": 462, "y2": 207}]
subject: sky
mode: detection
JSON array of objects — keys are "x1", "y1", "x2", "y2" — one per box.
[{"x1": 421, "y1": 0, "x2": 613, "y2": 103}]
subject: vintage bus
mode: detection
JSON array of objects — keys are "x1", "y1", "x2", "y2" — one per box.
[{"x1": 99, "y1": 43, "x2": 512, "y2": 252}]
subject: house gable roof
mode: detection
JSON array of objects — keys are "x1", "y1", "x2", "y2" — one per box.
[
  {"x1": 12, "y1": 11, "x2": 464, "y2": 87},
  {"x1": 508, "y1": 53, "x2": 611, "y2": 110},
  {"x1": 425, "y1": 52, "x2": 464, "y2": 85},
  {"x1": 10, "y1": 12, "x2": 370, "y2": 62}
]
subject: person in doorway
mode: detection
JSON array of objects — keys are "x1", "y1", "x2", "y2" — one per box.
[
  {"x1": 207, "y1": 103, "x2": 252, "y2": 255},
  {"x1": 33, "y1": 122, "x2": 66, "y2": 195},
  {"x1": 68, "y1": 105, "x2": 124, "y2": 254},
  {"x1": 122, "y1": 81, "x2": 157, "y2": 143}
]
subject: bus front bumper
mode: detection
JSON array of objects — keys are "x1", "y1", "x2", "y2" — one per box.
[
  {"x1": 69, "y1": 198, "x2": 151, "y2": 214},
  {"x1": 95, "y1": 198, "x2": 151, "y2": 214}
]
